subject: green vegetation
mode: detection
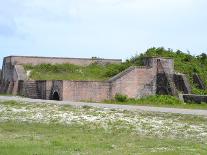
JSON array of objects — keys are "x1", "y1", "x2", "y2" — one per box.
[
  {"x1": 0, "y1": 100, "x2": 207, "y2": 155},
  {"x1": 105, "y1": 95, "x2": 207, "y2": 109},
  {"x1": 0, "y1": 122, "x2": 207, "y2": 155},
  {"x1": 24, "y1": 63, "x2": 130, "y2": 81},
  {"x1": 114, "y1": 93, "x2": 128, "y2": 102}
]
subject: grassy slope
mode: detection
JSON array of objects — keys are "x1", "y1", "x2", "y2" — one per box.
[
  {"x1": 24, "y1": 63, "x2": 130, "y2": 81},
  {"x1": 0, "y1": 100, "x2": 207, "y2": 155}
]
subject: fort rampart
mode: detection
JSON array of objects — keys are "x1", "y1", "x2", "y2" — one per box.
[{"x1": 0, "y1": 56, "x2": 195, "y2": 102}]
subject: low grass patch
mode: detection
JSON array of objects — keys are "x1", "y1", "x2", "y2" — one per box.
[
  {"x1": 105, "y1": 95, "x2": 207, "y2": 110},
  {"x1": 0, "y1": 122, "x2": 206, "y2": 155},
  {"x1": 0, "y1": 100, "x2": 207, "y2": 154},
  {"x1": 0, "y1": 100, "x2": 22, "y2": 106},
  {"x1": 0, "y1": 93, "x2": 13, "y2": 96}
]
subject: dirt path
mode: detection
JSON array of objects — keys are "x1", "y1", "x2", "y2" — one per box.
[{"x1": 0, "y1": 96, "x2": 207, "y2": 116}]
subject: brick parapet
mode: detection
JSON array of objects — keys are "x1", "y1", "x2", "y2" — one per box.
[{"x1": 5, "y1": 56, "x2": 122, "y2": 66}]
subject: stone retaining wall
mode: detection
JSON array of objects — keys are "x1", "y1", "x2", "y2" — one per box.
[{"x1": 182, "y1": 94, "x2": 207, "y2": 103}]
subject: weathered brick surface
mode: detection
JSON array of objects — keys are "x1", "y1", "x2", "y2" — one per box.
[
  {"x1": 12, "y1": 81, "x2": 19, "y2": 95},
  {"x1": 144, "y1": 57, "x2": 174, "y2": 74},
  {"x1": 45, "y1": 81, "x2": 53, "y2": 100},
  {"x1": 182, "y1": 94, "x2": 207, "y2": 103},
  {"x1": 110, "y1": 67, "x2": 157, "y2": 99},
  {"x1": 63, "y1": 81, "x2": 110, "y2": 101},
  {"x1": 61, "y1": 67, "x2": 157, "y2": 101},
  {"x1": 193, "y1": 73, "x2": 205, "y2": 90},
  {"x1": 6, "y1": 56, "x2": 121, "y2": 66},
  {"x1": 173, "y1": 73, "x2": 191, "y2": 94}
]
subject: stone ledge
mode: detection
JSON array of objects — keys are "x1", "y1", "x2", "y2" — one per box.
[
  {"x1": 182, "y1": 94, "x2": 207, "y2": 104},
  {"x1": 5, "y1": 55, "x2": 122, "y2": 62}
]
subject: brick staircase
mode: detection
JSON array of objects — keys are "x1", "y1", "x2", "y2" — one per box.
[
  {"x1": 156, "y1": 60, "x2": 178, "y2": 96},
  {"x1": 174, "y1": 73, "x2": 192, "y2": 94},
  {"x1": 24, "y1": 81, "x2": 41, "y2": 99},
  {"x1": 193, "y1": 73, "x2": 205, "y2": 90},
  {"x1": 165, "y1": 73, "x2": 178, "y2": 96}
]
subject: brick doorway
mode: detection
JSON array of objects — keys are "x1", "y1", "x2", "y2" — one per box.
[{"x1": 52, "y1": 91, "x2": 60, "y2": 101}]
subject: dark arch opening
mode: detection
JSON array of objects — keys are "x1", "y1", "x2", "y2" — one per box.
[{"x1": 52, "y1": 91, "x2": 60, "y2": 101}]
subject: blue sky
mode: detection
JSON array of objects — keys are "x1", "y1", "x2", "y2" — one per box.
[{"x1": 0, "y1": 0, "x2": 207, "y2": 66}]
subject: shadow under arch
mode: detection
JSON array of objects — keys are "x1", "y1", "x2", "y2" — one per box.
[{"x1": 52, "y1": 91, "x2": 60, "y2": 101}]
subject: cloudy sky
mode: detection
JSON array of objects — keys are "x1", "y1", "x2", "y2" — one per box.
[{"x1": 0, "y1": 0, "x2": 207, "y2": 64}]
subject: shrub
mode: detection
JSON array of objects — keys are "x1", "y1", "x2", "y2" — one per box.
[{"x1": 115, "y1": 93, "x2": 128, "y2": 102}]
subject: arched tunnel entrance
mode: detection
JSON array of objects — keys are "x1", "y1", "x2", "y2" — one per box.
[{"x1": 52, "y1": 91, "x2": 60, "y2": 101}]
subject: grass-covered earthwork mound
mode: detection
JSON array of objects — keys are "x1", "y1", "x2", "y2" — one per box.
[{"x1": 24, "y1": 63, "x2": 130, "y2": 81}]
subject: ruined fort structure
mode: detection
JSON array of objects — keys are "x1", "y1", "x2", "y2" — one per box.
[{"x1": 0, "y1": 56, "x2": 195, "y2": 102}]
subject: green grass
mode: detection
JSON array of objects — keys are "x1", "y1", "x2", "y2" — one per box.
[
  {"x1": 0, "y1": 122, "x2": 206, "y2": 155},
  {"x1": 24, "y1": 63, "x2": 130, "y2": 81},
  {"x1": 0, "y1": 100, "x2": 207, "y2": 154},
  {"x1": 0, "y1": 93, "x2": 13, "y2": 96},
  {"x1": 105, "y1": 95, "x2": 207, "y2": 110}
]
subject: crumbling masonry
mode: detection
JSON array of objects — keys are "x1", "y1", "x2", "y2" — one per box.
[{"x1": 0, "y1": 56, "x2": 198, "y2": 102}]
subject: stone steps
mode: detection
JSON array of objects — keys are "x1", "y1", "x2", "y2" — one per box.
[
  {"x1": 193, "y1": 73, "x2": 205, "y2": 90},
  {"x1": 25, "y1": 81, "x2": 41, "y2": 99}
]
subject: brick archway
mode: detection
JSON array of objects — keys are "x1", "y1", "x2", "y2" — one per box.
[{"x1": 52, "y1": 91, "x2": 60, "y2": 101}]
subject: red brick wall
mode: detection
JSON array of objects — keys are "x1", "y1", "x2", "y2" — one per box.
[
  {"x1": 62, "y1": 67, "x2": 157, "y2": 102},
  {"x1": 144, "y1": 57, "x2": 174, "y2": 74},
  {"x1": 45, "y1": 81, "x2": 53, "y2": 99},
  {"x1": 111, "y1": 67, "x2": 157, "y2": 98},
  {"x1": 63, "y1": 81, "x2": 110, "y2": 102},
  {"x1": 4, "y1": 66, "x2": 158, "y2": 101},
  {"x1": 7, "y1": 56, "x2": 121, "y2": 66}
]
